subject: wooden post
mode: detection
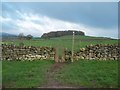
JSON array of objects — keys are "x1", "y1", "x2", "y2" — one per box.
[{"x1": 71, "y1": 31, "x2": 74, "y2": 62}]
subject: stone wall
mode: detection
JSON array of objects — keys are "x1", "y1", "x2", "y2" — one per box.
[
  {"x1": 1, "y1": 44, "x2": 119, "y2": 61},
  {"x1": 65, "y1": 44, "x2": 119, "y2": 61},
  {"x1": 1, "y1": 44, "x2": 55, "y2": 61}
]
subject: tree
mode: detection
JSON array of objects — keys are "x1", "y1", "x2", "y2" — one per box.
[
  {"x1": 26, "y1": 34, "x2": 33, "y2": 40},
  {"x1": 18, "y1": 33, "x2": 24, "y2": 40}
]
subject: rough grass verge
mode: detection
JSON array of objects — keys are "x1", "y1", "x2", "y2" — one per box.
[
  {"x1": 55, "y1": 60, "x2": 118, "y2": 88},
  {"x1": 2, "y1": 60, "x2": 54, "y2": 88}
]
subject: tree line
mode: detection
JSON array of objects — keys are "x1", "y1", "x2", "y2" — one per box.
[{"x1": 18, "y1": 33, "x2": 33, "y2": 40}]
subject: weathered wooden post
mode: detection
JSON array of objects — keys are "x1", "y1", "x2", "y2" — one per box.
[{"x1": 71, "y1": 31, "x2": 74, "y2": 62}]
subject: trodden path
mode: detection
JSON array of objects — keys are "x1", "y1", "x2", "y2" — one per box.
[
  {"x1": 42, "y1": 62, "x2": 67, "y2": 88},
  {"x1": 39, "y1": 62, "x2": 80, "y2": 88}
]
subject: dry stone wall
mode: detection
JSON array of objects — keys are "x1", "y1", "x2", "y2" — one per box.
[
  {"x1": 1, "y1": 44, "x2": 55, "y2": 61},
  {"x1": 65, "y1": 44, "x2": 119, "y2": 61},
  {"x1": 1, "y1": 44, "x2": 119, "y2": 61}
]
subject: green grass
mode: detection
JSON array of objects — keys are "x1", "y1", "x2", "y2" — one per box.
[
  {"x1": 2, "y1": 35, "x2": 119, "y2": 88},
  {"x1": 2, "y1": 60, "x2": 118, "y2": 88},
  {"x1": 55, "y1": 60, "x2": 118, "y2": 88},
  {"x1": 3, "y1": 35, "x2": 118, "y2": 51},
  {"x1": 2, "y1": 60, "x2": 54, "y2": 88}
]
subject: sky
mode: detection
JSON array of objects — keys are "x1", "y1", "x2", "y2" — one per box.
[{"x1": 1, "y1": 2, "x2": 118, "y2": 38}]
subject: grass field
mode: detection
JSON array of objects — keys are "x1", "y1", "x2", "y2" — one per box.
[
  {"x1": 2, "y1": 35, "x2": 119, "y2": 88},
  {"x1": 2, "y1": 60, "x2": 118, "y2": 88},
  {"x1": 3, "y1": 35, "x2": 118, "y2": 51},
  {"x1": 55, "y1": 60, "x2": 118, "y2": 88},
  {"x1": 2, "y1": 60, "x2": 54, "y2": 88}
]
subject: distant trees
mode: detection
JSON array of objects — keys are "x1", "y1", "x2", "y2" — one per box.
[
  {"x1": 18, "y1": 33, "x2": 33, "y2": 40},
  {"x1": 18, "y1": 33, "x2": 24, "y2": 40},
  {"x1": 26, "y1": 34, "x2": 33, "y2": 40},
  {"x1": 41, "y1": 30, "x2": 85, "y2": 39}
]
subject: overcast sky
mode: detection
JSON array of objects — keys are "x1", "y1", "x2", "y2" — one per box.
[{"x1": 1, "y1": 2, "x2": 118, "y2": 38}]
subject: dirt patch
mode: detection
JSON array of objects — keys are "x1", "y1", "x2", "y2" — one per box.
[
  {"x1": 39, "y1": 62, "x2": 79, "y2": 88},
  {"x1": 42, "y1": 62, "x2": 65, "y2": 87}
]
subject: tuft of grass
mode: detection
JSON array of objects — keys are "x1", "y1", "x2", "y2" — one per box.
[
  {"x1": 2, "y1": 60, "x2": 54, "y2": 88},
  {"x1": 55, "y1": 60, "x2": 118, "y2": 88}
]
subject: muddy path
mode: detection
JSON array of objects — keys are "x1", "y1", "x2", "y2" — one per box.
[
  {"x1": 43, "y1": 62, "x2": 66, "y2": 87},
  {"x1": 39, "y1": 62, "x2": 79, "y2": 88}
]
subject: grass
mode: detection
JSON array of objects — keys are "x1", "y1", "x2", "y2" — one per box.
[
  {"x1": 3, "y1": 35, "x2": 118, "y2": 51},
  {"x1": 2, "y1": 60, "x2": 54, "y2": 88},
  {"x1": 55, "y1": 60, "x2": 118, "y2": 88},
  {"x1": 2, "y1": 35, "x2": 119, "y2": 88},
  {"x1": 2, "y1": 59, "x2": 119, "y2": 88}
]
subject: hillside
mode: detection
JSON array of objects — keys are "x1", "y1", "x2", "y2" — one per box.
[
  {"x1": 0, "y1": 32, "x2": 17, "y2": 41},
  {"x1": 41, "y1": 30, "x2": 85, "y2": 38},
  {"x1": 0, "y1": 32, "x2": 17, "y2": 37},
  {"x1": 2, "y1": 35, "x2": 118, "y2": 88},
  {"x1": 3, "y1": 35, "x2": 119, "y2": 88},
  {"x1": 3, "y1": 35, "x2": 118, "y2": 51}
]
